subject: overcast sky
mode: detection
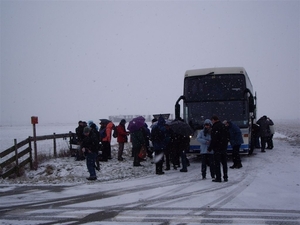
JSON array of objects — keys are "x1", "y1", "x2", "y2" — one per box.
[{"x1": 1, "y1": 0, "x2": 299, "y2": 126}]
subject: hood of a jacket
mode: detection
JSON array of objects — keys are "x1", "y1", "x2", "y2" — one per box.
[{"x1": 157, "y1": 116, "x2": 166, "y2": 126}]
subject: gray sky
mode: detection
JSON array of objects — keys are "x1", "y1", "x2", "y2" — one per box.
[{"x1": 1, "y1": 0, "x2": 299, "y2": 126}]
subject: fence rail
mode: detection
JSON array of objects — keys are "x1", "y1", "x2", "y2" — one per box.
[{"x1": 0, "y1": 132, "x2": 76, "y2": 179}]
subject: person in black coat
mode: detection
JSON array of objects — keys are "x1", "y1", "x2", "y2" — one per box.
[
  {"x1": 142, "y1": 123, "x2": 152, "y2": 159},
  {"x1": 131, "y1": 127, "x2": 146, "y2": 167},
  {"x1": 89, "y1": 123, "x2": 100, "y2": 170},
  {"x1": 208, "y1": 115, "x2": 229, "y2": 182},
  {"x1": 256, "y1": 115, "x2": 274, "y2": 152},
  {"x1": 75, "y1": 121, "x2": 86, "y2": 161},
  {"x1": 173, "y1": 133, "x2": 190, "y2": 172},
  {"x1": 151, "y1": 116, "x2": 168, "y2": 175},
  {"x1": 81, "y1": 127, "x2": 99, "y2": 180}
]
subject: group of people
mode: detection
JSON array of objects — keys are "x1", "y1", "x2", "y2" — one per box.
[
  {"x1": 74, "y1": 116, "x2": 192, "y2": 180},
  {"x1": 130, "y1": 116, "x2": 190, "y2": 175},
  {"x1": 74, "y1": 114, "x2": 275, "y2": 181},
  {"x1": 256, "y1": 115, "x2": 275, "y2": 152},
  {"x1": 196, "y1": 116, "x2": 243, "y2": 182},
  {"x1": 196, "y1": 114, "x2": 275, "y2": 183},
  {"x1": 74, "y1": 119, "x2": 129, "y2": 180}
]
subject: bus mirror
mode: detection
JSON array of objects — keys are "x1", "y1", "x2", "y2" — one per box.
[
  {"x1": 175, "y1": 95, "x2": 185, "y2": 119},
  {"x1": 175, "y1": 104, "x2": 180, "y2": 119},
  {"x1": 249, "y1": 96, "x2": 254, "y2": 112}
]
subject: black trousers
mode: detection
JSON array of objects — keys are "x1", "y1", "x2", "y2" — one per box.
[
  {"x1": 101, "y1": 141, "x2": 110, "y2": 161},
  {"x1": 201, "y1": 154, "x2": 215, "y2": 178},
  {"x1": 267, "y1": 135, "x2": 274, "y2": 149},
  {"x1": 260, "y1": 136, "x2": 268, "y2": 151},
  {"x1": 232, "y1": 144, "x2": 242, "y2": 166},
  {"x1": 155, "y1": 149, "x2": 164, "y2": 173},
  {"x1": 214, "y1": 150, "x2": 228, "y2": 180},
  {"x1": 132, "y1": 146, "x2": 141, "y2": 166}
]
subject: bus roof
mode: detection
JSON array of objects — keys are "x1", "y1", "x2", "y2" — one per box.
[
  {"x1": 185, "y1": 67, "x2": 247, "y2": 77},
  {"x1": 185, "y1": 67, "x2": 253, "y2": 94}
]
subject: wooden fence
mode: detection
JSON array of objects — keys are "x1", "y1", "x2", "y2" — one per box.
[{"x1": 0, "y1": 132, "x2": 77, "y2": 179}]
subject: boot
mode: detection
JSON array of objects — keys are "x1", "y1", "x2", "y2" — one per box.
[
  {"x1": 229, "y1": 164, "x2": 236, "y2": 169},
  {"x1": 156, "y1": 163, "x2": 164, "y2": 175},
  {"x1": 165, "y1": 164, "x2": 170, "y2": 170},
  {"x1": 235, "y1": 163, "x2": 243, "y2": 169}
]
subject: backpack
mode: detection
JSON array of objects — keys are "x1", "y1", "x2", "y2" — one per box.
[
  {"x1": 112, "y1": 125, "x2": 118, "y2": 138},
  {"x1": 99, "y1": 127, "x2": 107, "y2": 139}
]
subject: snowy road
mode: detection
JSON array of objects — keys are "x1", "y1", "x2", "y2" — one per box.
[{"x1": 1, "y1": 135, "x2": 300, "y2": 225}]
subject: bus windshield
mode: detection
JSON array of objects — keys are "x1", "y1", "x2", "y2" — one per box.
[
  {"x1": 184, "y1": 101, "x2": 249, "y2": 129},
  {"x1": 177, "y1": 67, "x2": 256, "y2": 154},
  {"x1": 184, "y1": 74, "x2": 246, "y2": 101}
]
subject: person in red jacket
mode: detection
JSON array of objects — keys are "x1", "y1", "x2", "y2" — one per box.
[{"x1": 117, "y1": 119, "x2": 129, "y2": 161}]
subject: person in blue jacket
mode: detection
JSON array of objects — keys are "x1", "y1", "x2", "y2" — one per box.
[
  {"x1": 197, "y1": 119, "x2": 215, "y2": 179},
  {"x1": 223, "y1": 120, "x2": 243, "y2": 169}
]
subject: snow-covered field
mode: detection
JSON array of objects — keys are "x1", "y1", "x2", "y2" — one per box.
[
  {"x1": 0, "y1": 121, "x2": 153, "y2": 184},
  {"x1": 275, "y1": 120, "x2": 300, "y2": 146},
  {"x1": 0, "y1": 120, "x2": 299, "y2": 185},
  {"x1": 0, "y1": 120, "x2": 299, "y2": 224}
]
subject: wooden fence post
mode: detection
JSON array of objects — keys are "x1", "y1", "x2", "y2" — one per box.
[
  {"x1": 33, "y1": 124, "x2": 38, "y2": 166},
  {"x1": 14, "y1": 139, "x2": 19, "y2": 176},
  {"x1": 69, "y1": 131, "x2": 72, "y2": 152},
  {"x1": 28, "y1": 137, "x2": 33, "y2": 170},
  {"x1": 53, "y1": 133, "x2": 57, "y2": 158}
]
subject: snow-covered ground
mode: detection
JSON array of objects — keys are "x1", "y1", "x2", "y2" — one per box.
[
  {"x1": 0, "y1": 120, "x2": 299, "y2": 224},
  {"x1": 0, "y1": 120, "x2": 299, "y2": 185},
  {"x1": 0, "y1": 122, "x2": 154, "y2": 184}
]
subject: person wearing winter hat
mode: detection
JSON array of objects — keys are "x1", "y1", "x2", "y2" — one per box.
[
  {"x1": 83, "y1": 126, "x2": 90, "y2": 134},
  {"x1": 81, "y1": 126, "x2": 99, "y2": 180},
  {"x1": 75, "y1": 120, "x2": 86, "y2": 161},
  {"x1": 197, "y1": 119, "x2": 215, "y2": 179}
]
